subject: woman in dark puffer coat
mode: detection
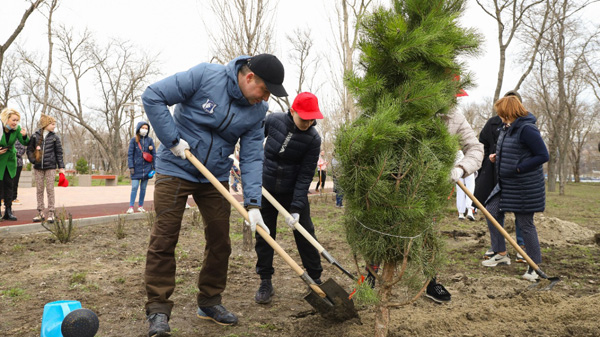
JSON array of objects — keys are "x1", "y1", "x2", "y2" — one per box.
[{"x1": 481, "y1": 96, "x2": 549, "y2": 283}]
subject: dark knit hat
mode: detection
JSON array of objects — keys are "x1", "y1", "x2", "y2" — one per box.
[{"x1": 503, "y1": 90, "x2": 522, "y2": 103}]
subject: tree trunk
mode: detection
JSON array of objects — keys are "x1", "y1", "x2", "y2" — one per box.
[
  {"x1": 547, "y1": 140, "x2": 557, "y2": 192},
  {"x1": 242, "y1": 223, "x2": 253, "y2": 251},
  {"x1": 375, "y1": 262, "x2": 395, "y2": 337}
]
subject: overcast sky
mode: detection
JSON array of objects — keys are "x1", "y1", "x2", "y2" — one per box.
[{"x1": 4, "y1": 0, "x2": 594, "y2": 109}]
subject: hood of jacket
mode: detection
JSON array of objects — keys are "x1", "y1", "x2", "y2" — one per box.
[
  {"x1": 136, "y1": 121, "x2": 151, "y2": 135},
  {"x1": 226, "y1": 56, "x2": 254, "y2": 106},
  {"x1": 507, "y1": 112, "x2": 537, "y2": 136}
]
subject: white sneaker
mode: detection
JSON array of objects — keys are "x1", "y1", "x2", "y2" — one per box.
[
  {"x1": 138, "y1": 207, "x2": 146, "y2": 213},
  {"x1": 522, "y1": 267, "x2": 539, "y2": 282},
  {"x1": 481, "y1": 253, "x2": 511, "y2": 267},
  {"x1": 458, "y1": 213, "x2": 465, "y2": 220},
  {"x1": 126, "y1": 207, "x2": 134, "y2": 214},
  {"x1": 466, "y1": 208, "x2": 475, "y2": 221}
]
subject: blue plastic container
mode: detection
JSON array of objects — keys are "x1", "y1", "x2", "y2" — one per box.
[
  {"x1": 41, "y1": 300, "x2": 82, "y2": 337},
  {"x1": 148, "y1": 170, "x2": 155, "y2": 178}
]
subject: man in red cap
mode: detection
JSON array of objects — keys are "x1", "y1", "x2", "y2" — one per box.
[{"x1": 253, "y1": 92, "x2": 324, "y2": 304}]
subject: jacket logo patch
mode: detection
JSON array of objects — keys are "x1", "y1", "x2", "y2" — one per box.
[{"x1": 202, "y1": 99, "x2": 217, "y2": 114}]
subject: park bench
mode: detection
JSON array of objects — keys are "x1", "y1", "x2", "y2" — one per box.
[{"x1": 78, "y1": 174, "x2": 117, "y2": 186}]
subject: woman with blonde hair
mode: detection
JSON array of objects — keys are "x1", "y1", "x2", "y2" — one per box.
[
  {"x1": 0, "y1": 108, "x2": 29, "y2": 221},
  {"x1": 26, "y1": 114, "x2": 65, "y2": 223},
  {"x1": 482, "y1": 96, "x2": 549, "y2": 282}
]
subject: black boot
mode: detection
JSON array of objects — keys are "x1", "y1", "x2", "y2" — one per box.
[{"x1": 3, "y1": 207, "x2": 17, "y2": 221}]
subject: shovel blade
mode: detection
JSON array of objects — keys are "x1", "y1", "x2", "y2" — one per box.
[{"x1": 303, "y1": 278, "x2": 359, "y2": 322}]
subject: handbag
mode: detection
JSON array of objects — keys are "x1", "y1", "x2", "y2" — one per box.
[{"x1": 137, "y1": 141, "x2": 153, "y2": 163}]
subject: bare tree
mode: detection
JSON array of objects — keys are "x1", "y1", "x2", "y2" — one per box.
[
  {"x1": 525, "y1": 0, "x2": 597, "y2": 194},
  {"x1": 0, "y1": 0, "x2": 45, "y2": 106},
  {"x1": 330, "y1": 0, "x2": 373, "y2": 122},
  {"x1": 286, "y1": 28, "x2": 320, "y2": 96},
  {"x1": 458, "y1": 98, "x2": 495, "y2": 133},
  {"x1": 39, "y1": 0, "x2": 59, "y2": 115},
  {"x1": 20, "y1": 25, "x2": 159, "y2": 173},
  {"x1": 0, "y1": 52, "x2": 21, "y2": 109},
  {"x1": 207, "y1": 0, "x2": 277, "y2": 63},
  {"x1": 476, "y1": 0, "x2": 547, "y2": 103},
  {"x1": 569, "y1": 102, "x2": 599, "y2": 181}
]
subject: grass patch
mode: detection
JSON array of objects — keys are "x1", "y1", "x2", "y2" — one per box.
[{"x1": 545, "y1": 182, "x2": 600, "y2": 230}]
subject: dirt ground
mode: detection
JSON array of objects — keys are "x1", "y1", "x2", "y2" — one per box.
[{"x1": 1, "y1": 195, "x2": 599, "y2": 337}]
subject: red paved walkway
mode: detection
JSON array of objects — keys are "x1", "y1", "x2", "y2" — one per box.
[{"x1": 0, "y1": 182, "x2": 333, "y2": 231}]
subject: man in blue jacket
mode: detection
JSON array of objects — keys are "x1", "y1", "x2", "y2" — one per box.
[{"x1": 142, "y1": 54, "x2": 287, "y2": 336}]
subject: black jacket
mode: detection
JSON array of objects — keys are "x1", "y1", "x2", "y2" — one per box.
[
  {"x1": 262, "y1": 111, "x2": 321, "y2": 213},
  {"x1": 474, "y1": 115, "x2": 502, "y2": 202},
  {"x1": 26, "y1": 129, "x2": 65, "y2": 170}
]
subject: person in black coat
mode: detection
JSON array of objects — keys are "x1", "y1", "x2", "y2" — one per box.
[{"x1": 254, "y1": 92, "x2": 324, "y2": 304}]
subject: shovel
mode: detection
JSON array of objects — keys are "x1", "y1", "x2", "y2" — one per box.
[
  {"x1": 229, "y1": 156, "x2": 357, "y2": 281},
  {"x1": 185, "y1": 150, "x2": 358, "y2": 321},
  {"x1": 456, "y1": 180, "x2": 560, "y2": 290}
]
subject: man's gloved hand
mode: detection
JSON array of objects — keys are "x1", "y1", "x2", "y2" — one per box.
[
  {"x1": 450, "y1": 167, "x2": 464, "y2": 183},
  {"x1": 285, "y1": 213, "x2": 300, "y2": 229},
  {"x1": 247, "y1": 208, "x2": 270, "y2": 234},
  {"x1": 170, "y1": 139, "x2": 190, "y2": 159},
  {"x1": 130, "y1": 168, "x2": 134, "y2": 176}
]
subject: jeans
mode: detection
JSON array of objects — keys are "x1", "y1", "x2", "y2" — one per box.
[
  {"x1": 130, "y1": 179, "x2": 149, "y2": 207},
  {"x1": 485, "y1": 195, "x2": 542, "y2": 263}
]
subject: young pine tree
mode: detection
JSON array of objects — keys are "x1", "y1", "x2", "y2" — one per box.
[{"x1": 335, "y1": 1, "x2": 480, "y2": 335}]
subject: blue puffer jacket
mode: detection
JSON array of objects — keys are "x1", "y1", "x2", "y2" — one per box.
[
  {"x1": 262, "y1": 111, "x2": 321, "y2": 213},
  {"x1": 142, "y1": 56, "x2": 267, "y2": 207},
  {"x1": 488, "y1": 112, "x2": 548, "y2": 213},
  {"x1": 128, "y1": 121, "x2": 156, "y2": 180}
]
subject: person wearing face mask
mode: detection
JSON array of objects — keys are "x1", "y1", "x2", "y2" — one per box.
[
  {"x1": 254, "y1": 92, "x2": 324, "y2": 305},
  {"x1": 0, "y1": 108, "x2": 29, "y2": 221},
  {"x1": 127, "y1": 121, "x2": 156, "y2": 214},
  {"x1": 26, "y1": 114, "x2": 64, "y2": 223}
]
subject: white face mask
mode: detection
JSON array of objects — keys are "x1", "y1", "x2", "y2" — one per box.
[{"x1": 139, "y1": 129, "x2": 148, "y2": 136}]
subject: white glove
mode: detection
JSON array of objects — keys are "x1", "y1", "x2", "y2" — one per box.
[
  {"x1": 450, "y1": 167, "x2": 464, "y2": 183},
  {"x1": 247, "y1": 208, "x2": 270, "y2": 234},
  {"x1": 285, "y1": 213, "x2": 300, "y2": 230},
  {"x1": 170, "y1": 139, "x2": 190, "y2": 159}
]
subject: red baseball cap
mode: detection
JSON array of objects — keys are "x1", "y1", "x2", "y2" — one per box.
[{"x1": 291, "y1": 92, "x2": 323, "y2": 120}]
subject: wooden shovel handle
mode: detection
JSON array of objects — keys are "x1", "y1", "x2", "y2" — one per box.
[
  {"x1": 456, "y1": 180, "x2": 539, "y2": 270},
  {"x1": 185, "y1": 150, "x2": 325, "y2": 296}
]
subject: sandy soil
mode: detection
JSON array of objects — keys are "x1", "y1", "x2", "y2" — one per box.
[{"x1": 1, "y1": 197, "x2": 599, "y2": 337}]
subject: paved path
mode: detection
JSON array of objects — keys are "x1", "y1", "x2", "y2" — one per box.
[{"x1": 0, "y1": 180, "x2": 333, "y2": 235}]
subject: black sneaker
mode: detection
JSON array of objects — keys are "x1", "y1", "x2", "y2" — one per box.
[
  {"x1": 365, "y1": 271, "x2": 376, "y2": 289},
  {"x1": 255, "y1": 279, "x2": 275, "y2": 304},
  {"x1": 147, "y1": 313, "x2": 171, "y2": 337},
  {"x1": 313, "y1": 278, "x2": 322, "y2": 285},
  {"x1": 425, "y1": 278, "x2": 451, "y2": 304},
  {"x1": 197, "y1": 304, "x2": 238, "y2": 326}
]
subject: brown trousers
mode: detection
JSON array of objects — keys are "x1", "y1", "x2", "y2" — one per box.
[{"x1": 145, "y1": 174, "x2": 232, "y2": 317}]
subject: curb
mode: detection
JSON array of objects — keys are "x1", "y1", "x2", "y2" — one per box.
[{"x1": 0, "y1": 212, "x2": 151, "y2": 236}]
